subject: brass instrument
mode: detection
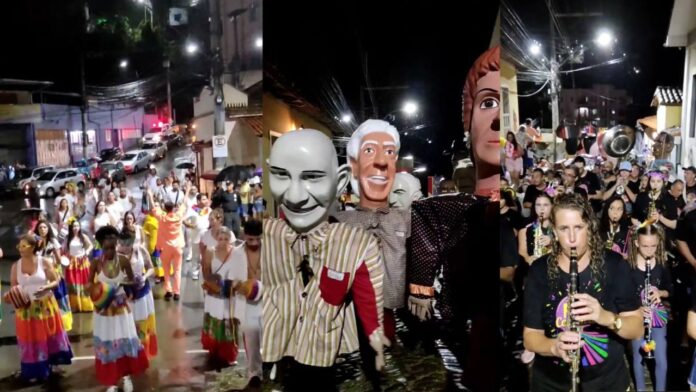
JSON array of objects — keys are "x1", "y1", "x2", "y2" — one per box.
[
  {"x1": 616, "y1": 184, "x2": 625, "y2": 195},
  {"x1": 647, "y1": 189, "x2": 659, "y2": 224},
  {"x1": 569, "y1": 247, "x2": 580, "y2": 392},
  {"x1": 605, "y1": 223, "x2": 617, "y2": 250},
  {"x1": 534, "y1": 220, "x2": 551, "y2": 258},
  {"x1": 643, "y1": 258, "x2": 655, "y2": 359}
]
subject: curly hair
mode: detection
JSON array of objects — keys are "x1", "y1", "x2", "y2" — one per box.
[
  {"x1": 547, "y1": 193, "x2": 605, "y2": 286},
  {"x1": 627, "y1": 224, "x2": 667, "y2": 269},
  {"x1": 462, "y1": 45, "x2": 500, "y2": 133}
]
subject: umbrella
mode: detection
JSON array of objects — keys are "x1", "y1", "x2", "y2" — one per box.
[
  {"x1": 214, "y1": 165, "x2": 252, "y2": 184},
  {"x1": 175, "y1": 162, "x2": 195, "y2": 170}
]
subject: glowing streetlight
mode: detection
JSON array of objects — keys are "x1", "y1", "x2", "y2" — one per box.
[
  {"x1": 402, "y1": 101, "x2": 418, "y2": 116},
  {"x1": 119, "y1": 59, "x2": 128, "y2": 69},
  {"x1": 529, "y1": 42, "x2": 542, "y2": 56},
  {"x1": 185, "y1": 42, "x2": 199, "y2": 55},
  {"x1": 413, "y1": 166, "x2": 427, "y2": 173},
  {"x1": 403, "y1": 154, "x2": 414, "y2": 160},
  {"x1": 594, "y1": 30, "x2": 614, "y2": 48}
]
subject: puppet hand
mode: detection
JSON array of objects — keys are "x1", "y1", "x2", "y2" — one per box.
[
  {"x1": 369, "y1": 330, "x2": 391, "y2": 371},
  {"x1": 408, "y1": 295, "x2": 434, "y2": 321}
]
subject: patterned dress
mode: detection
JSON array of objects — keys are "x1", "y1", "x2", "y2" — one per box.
[
  {"x1": 142, "y1": 215, "x2": 163, "y2": 279},
  {"x1": 123, "y1": 248, "x2": 158, "y2": 358},
  {"x1": 65, "y1": 237, "x2": 94, "y2": 312},
  {"x1": 93, "y1": 260, "x2": 149, "y2": 386},
  {"x1": 202, "y1": 246, "x2": 245, "y2": 363},
  {"x1": 41, "y1": 239, "x2": 72, "y2": 331},
  {"x1": 14, "y1": 258, "x2": 73, "y2": 380}
]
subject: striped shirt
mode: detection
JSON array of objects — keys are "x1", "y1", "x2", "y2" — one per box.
[
  {"x1": 334, "y1": 207, "x2": 411, "y2": 309},
  {"x1": 262, "y1": 218, "x2": 384, "y2": 367}
]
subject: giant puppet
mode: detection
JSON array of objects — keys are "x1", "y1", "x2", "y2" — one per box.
[
  {"x1": 261, "y1": 129, "x2": 388, "y2": 390},
  {"x1": 406, "y1": 46, "x2": 500, "y2": 391},
  {"x1": 389, "y1": 172, "x2": 423, "y2": 210},
  {"x1": 334, "y1": 119, "x2": 411, "y2": 343}
]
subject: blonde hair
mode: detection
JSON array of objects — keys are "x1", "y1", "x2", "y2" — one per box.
[{"x1": 627, "y1": 224, "x2": 667, "y2": 268}]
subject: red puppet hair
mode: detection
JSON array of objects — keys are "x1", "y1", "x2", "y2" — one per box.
[{"x1": 462, "y1": 46, "x2": 500, "y2": 133}]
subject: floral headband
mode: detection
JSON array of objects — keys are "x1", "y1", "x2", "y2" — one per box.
[{"x1": 648, "y1": 171, "x2": 667, "y2": 181}]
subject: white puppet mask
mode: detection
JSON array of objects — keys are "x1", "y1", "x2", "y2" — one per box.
[
  {"x1": 389, "y1": 172, "x2": 423, "y2": 209},
  {"x1": 268, "y1": 129, "x2": 351, "y2": 233}
]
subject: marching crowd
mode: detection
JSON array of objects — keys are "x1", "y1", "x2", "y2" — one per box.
[
  {"x1": 501, "y1": 129, "x2": 696, "y2": 391},
  {"x1": 2, "y1": 166, "x2": 264, "y2": 391}
]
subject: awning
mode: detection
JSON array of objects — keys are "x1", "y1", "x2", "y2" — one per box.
[
  {"x1": 638, "y1": 115, "x2": 657, "y2": 130},
  {"x1": 242, "y1": 116, "x2": 263, "y2": 137}
]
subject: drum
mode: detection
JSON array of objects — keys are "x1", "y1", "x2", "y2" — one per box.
[
  {"x1": 90, "y1": 281, "x2": 117, "y2": 311},
  {"x1": 5, "y1": 285, "x2": 31, "y2": 309}
]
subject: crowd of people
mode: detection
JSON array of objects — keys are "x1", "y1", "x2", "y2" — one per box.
[
  {"x1": 501, "y1": 131, "x2": 696, "y2": 391},
  {"x1": 2, "y1": 165, "x2": 264, "y2": 391}
]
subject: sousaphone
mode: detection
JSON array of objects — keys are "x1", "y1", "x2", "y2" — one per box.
[{"x1": 600, "y1": 125, "x2": 636, "y2": 158}]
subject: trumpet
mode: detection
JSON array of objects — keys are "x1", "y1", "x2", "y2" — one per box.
[
  {"x1": 616, "y1": 184, "x2": 625, "y2": 195},
  {"x1": 569, "y1": 247, "x2": 580, "y2": 392},
  {"x1": 643, "y1": 258, "x2": 656, "y2": 359}
]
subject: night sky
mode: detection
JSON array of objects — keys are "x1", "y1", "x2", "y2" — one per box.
[
  {"x1": 507, "y1": 0, "x2": 683, "y2": 128},
  {"x1": 265, "y1": 1, "x2": 499, "y2": 179},
  {"x1": 0, "y1": 0, "x2": 208, "y2": 120}
]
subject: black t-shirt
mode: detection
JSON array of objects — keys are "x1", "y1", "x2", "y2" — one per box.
[
  {"x1": 219, "y1": 191, "x2": 240, "y2": 213},
  {"x1": 578, "y1": 171, "x2": 602, "y2": 211},
  {"x1": 501, "y1": 208, "x2": 524, "y2": 231},
  {"x1": 633, "y1": 191, "x2": 678, "y2": 223},
  {"x1": 523, "y1": 185, "x2": 546, "y2": 206},
  {"x1": 524, "y1": 251, "x2": 639, "y2": 390},
  {"x1": 677, "y1": 209, "x2": 696, "y2": 261},
  {"x1": 687, "y1": 183, "x2": 696, "y2": 198},
  {"x1": 628, "y1": 262, "x2": 673, "y2": 309},
  {"x1": 627, "y1": 178, "x2": 641, "y2": 195}
]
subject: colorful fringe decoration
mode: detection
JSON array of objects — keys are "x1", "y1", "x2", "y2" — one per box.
[
  {"x1": 580, "y1": 331, "x2": 609, "y2": 367},
  {"x1": 201, "y1": 313, "x2": 238, "y2": 363},
  {"x1": 124, "y1": 281, "x2": 158, "y2": 359},
  {"x1": 15, "y1": 295, "x2": 73, "y2": 380},
  {"x1": 65, "y1": 255, "x2": 94, "y2": 312},
  {"x1": 52, "y1": 275, "x2": 73, "y2": 332},
  {"x1": 651, "y1": 304, "x2": 669, "y2": 328}
]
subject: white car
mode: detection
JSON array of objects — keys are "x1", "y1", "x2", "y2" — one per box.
[
  {"x1": 141, "y1": 141, "x2": 167, "y2": 161},
  {"x1": 17, "y1": 165, "x2": 55, "y2": 189},
  {"x1": 36, "y1": 168, "x2": 87, "y2": 198},
  {"x1": 120, "y1": 150, "x2": 151, "y2": 174}
]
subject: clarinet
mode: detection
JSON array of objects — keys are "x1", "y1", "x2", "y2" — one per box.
[
  {"x1": 643, "y1": 258, "x2": 655, "y2": 359},
  {"x1": 569, "y1": 247, "x2": 580, "y2": 392}
]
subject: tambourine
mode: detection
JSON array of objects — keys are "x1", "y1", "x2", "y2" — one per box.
[
  {"x1": 60, "y1": 256, "x2": 70, "y2": 267},
  {"x1": 90, "y1": 281, "x2": 117, "y2": 311},
  {"x1": 5, "y1": 285, "x2": 31, "y2": 309}
]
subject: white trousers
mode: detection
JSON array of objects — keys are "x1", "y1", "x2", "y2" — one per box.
[{"x1": 242, "y1": 301, "x2": 262, "y2": 379}]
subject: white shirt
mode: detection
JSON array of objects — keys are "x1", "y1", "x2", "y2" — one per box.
[
  {"x1": 106, "y1": 202, "x2": 124, "y2": 222},
  {"x1": 146, "y1": 175, "x2": 159, "y2": 191},
  {"x1": 185, "y1": 206, "x2": 211, "y2": 244},
  {"x1": 165, "y1": 189, "x2": 185, "y2": 206},
  {"x1": 117, "y1": 196, "x2": 133, "y2": 214}
]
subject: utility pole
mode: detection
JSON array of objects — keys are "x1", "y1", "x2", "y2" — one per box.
[
  {"x1": 210, "y1": 0, "x2": 226, "y2": 170},
  {"x1": 163, "y1": 58, "x2": 172, "y2": 124},
  {"x1": 549, "y1": 15, "x2": 560, "y2": 163},
  {"x1": 80, "y1": 2, "x2": 90, "y2": 161}
]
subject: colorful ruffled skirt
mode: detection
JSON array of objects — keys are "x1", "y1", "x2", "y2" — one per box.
[
  {"x1": 93, "y1": 291, "x2": 149, "y2": 386},
  {"x1": 52, "y1": 275, "x2": 73, "y2": 331},
  {"x1": 65, "y1": 255, "x2": 94, "y2": 312},
  {"x1": 124, "y1": 280, "x2": 158, "y2": 359},
  {"x1": 202, "y1": 295, "x2": 238, "y2": 363},
  {"x1": 16, "y1": 294, "x2": 73, "y2": 380}
]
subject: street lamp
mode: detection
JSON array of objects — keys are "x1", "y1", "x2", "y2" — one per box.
[
  {"x1": 185, "y1": 42, "x2": 199, "y2": 55},
  {"x1": 529, "y1": 41, "x2": 542, "y2": 56},
  {"x1": 594, "y1": 29, "x2": 615, "y2": 48},
  {"x1": 402, "y1": 101, "x2": 418, "y2": 116},
  {"x1": 119, "y1": 59, "x2": 128, "y2": 69}
]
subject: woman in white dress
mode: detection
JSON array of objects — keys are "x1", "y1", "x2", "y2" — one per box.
[
  {"x1": 88, "y1": 226, "x2": 148, "y2": 391},
  {"x1": 199, "y1": 208, "x2": 234, "y2": 258},
  {"x1": 118, "y1": 230, "x2": 158, "y2": 359},
  {"x1": 55, "y1": 198, "x2": 73, "y2": 243},
  {"x1": 201, "y1": 226, "x2": 244, "y2": 368},
  {"x1": 122, "y1": 211, "x2": 145, "y2": 248},
  {"x1": 92, "y1": 200, "x2": 118, "y2": 237},
  {"x1": 63, "y1": 219, "x2": 94, "y2": 312}
]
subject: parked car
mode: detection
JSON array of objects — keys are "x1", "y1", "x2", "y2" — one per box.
[
  {"x1": 100, "y1": 161, "x2": 127, "y2": 183},
  {"x1": 16, "y1": 165, "x2": 56, "y2": 190},
  {"x1": 36, "y1": 168, "x2": 87, "y2": 198},
  {"x1": 99, "y1": 147, "x2": 124, "y2": 162},
  {"x1": 141, "y1": 141, "x2": 167, "y2": 161},
  {"x1": 120, "y1": 150, "x2": 151, "y2": 174}
]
